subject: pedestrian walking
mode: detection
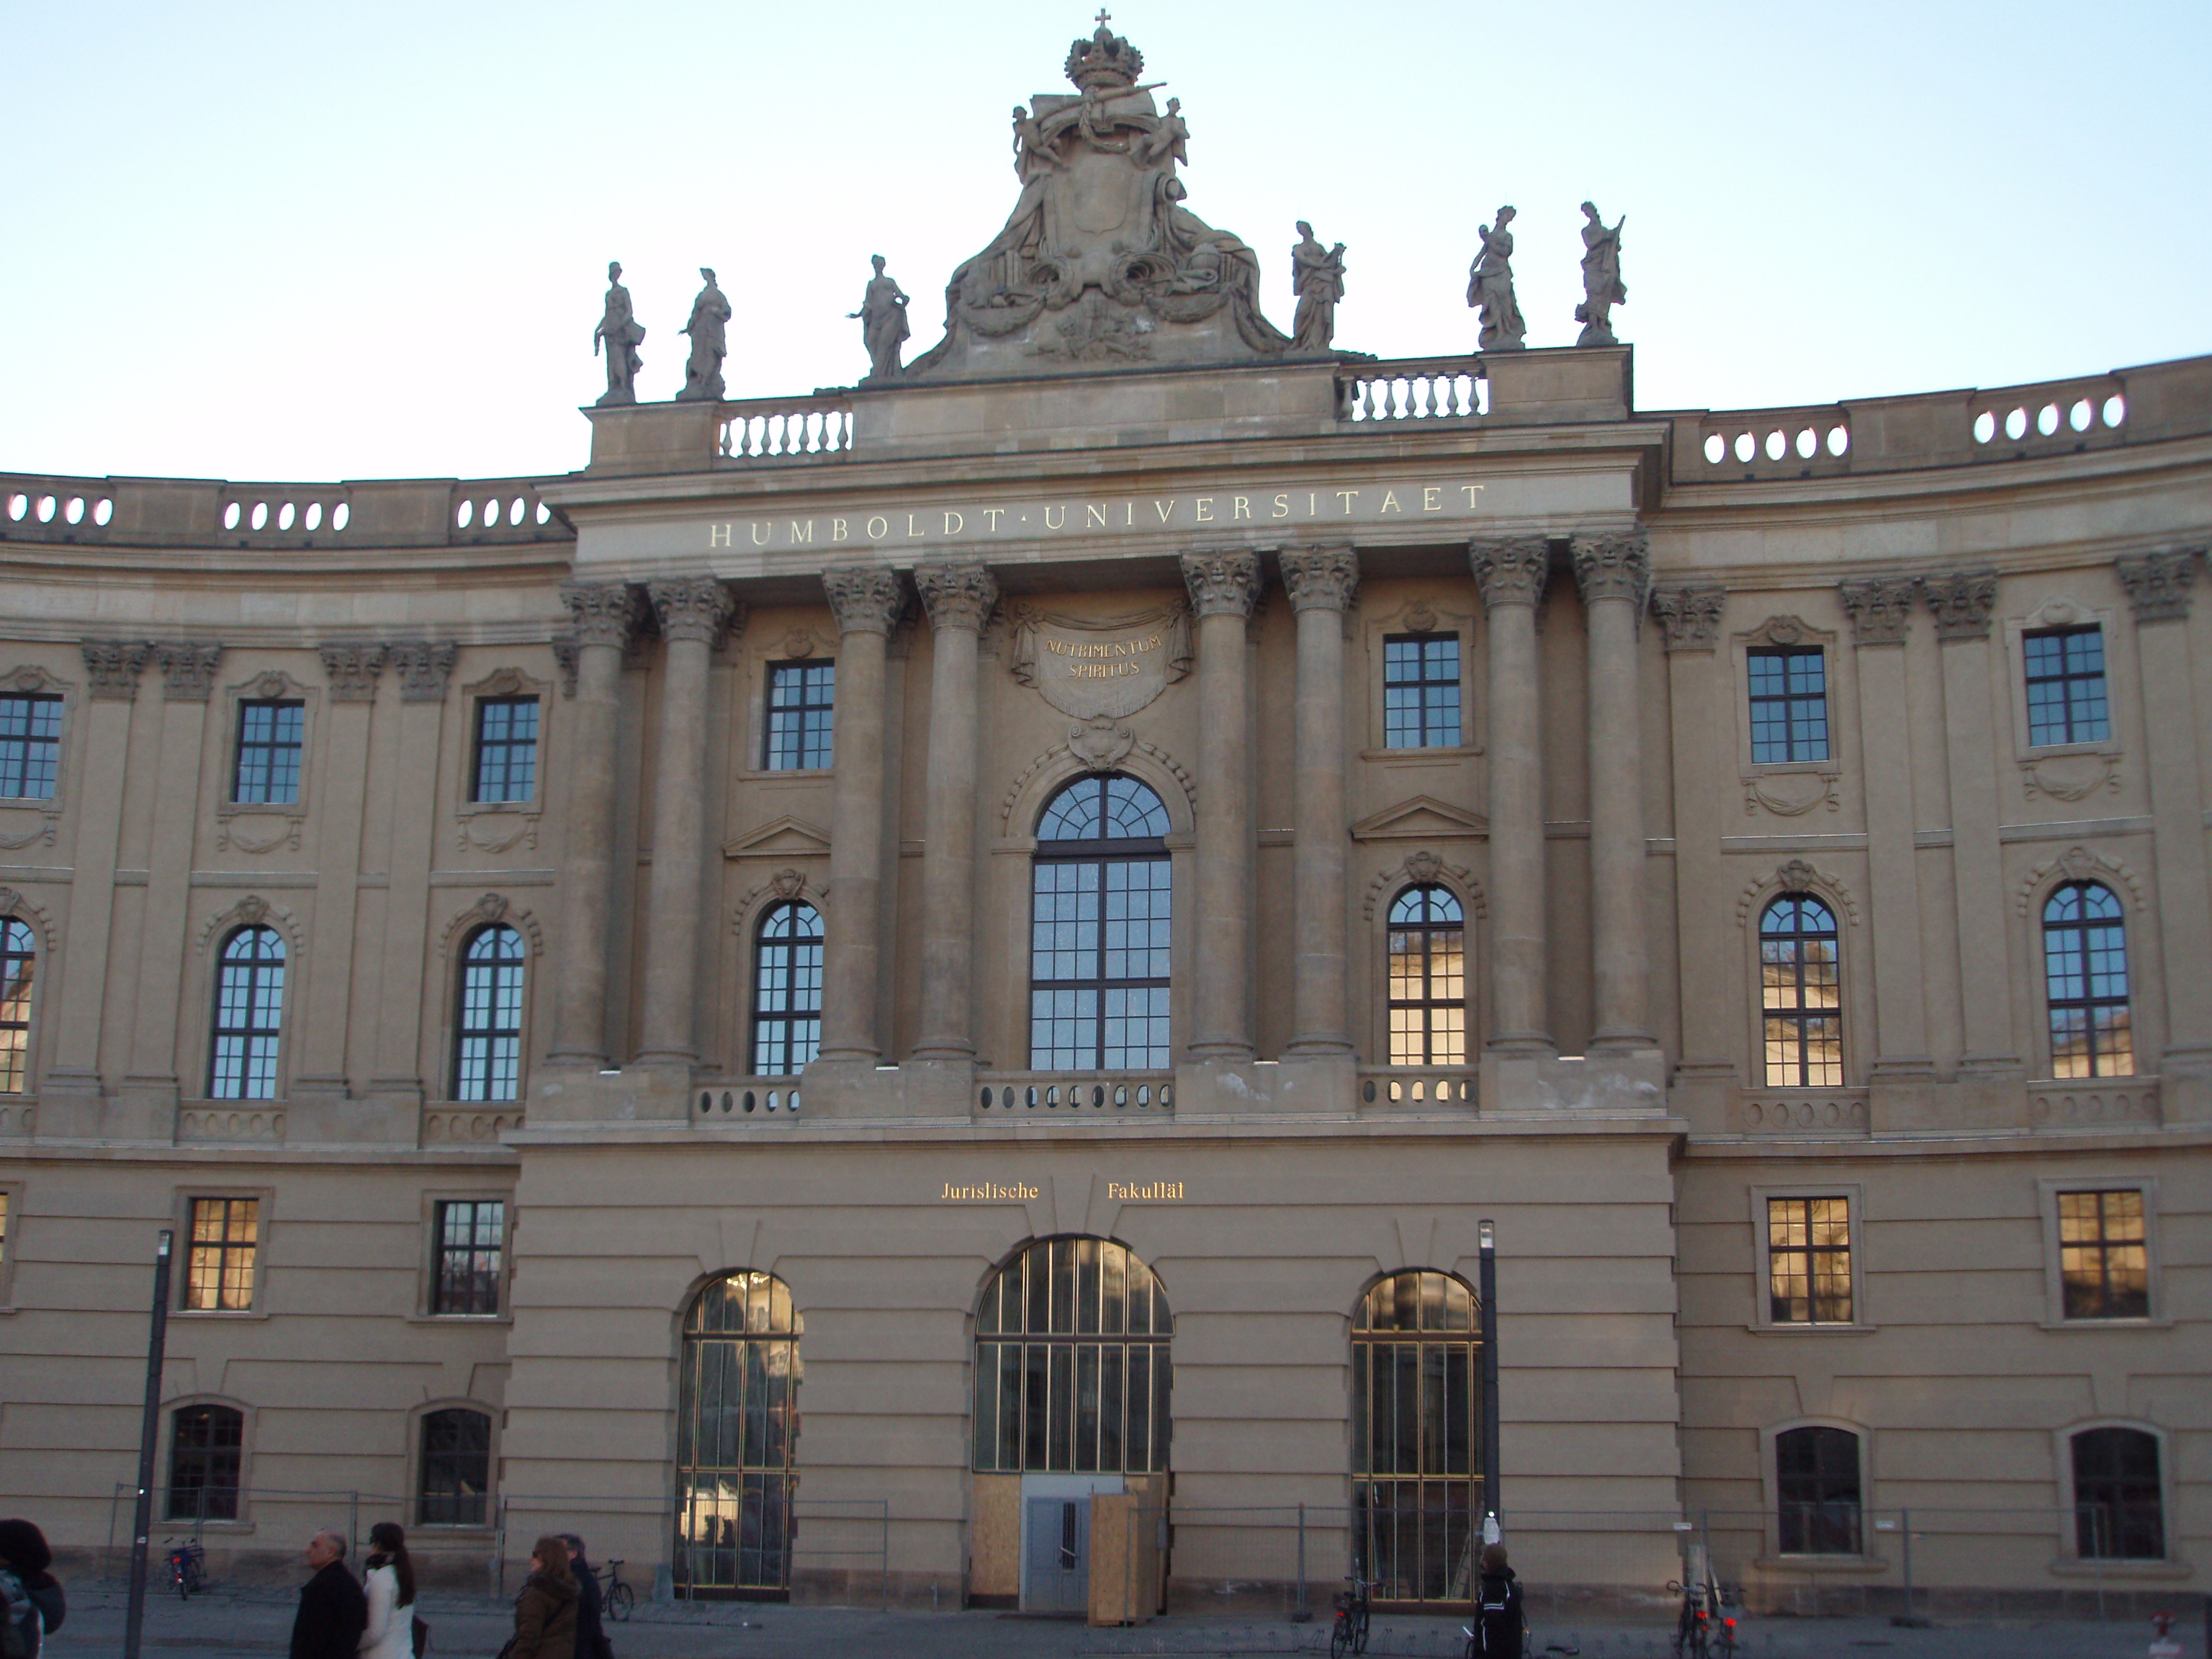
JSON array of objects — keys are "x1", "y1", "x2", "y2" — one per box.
[
  {"x1": 0, "y1": 1520, "x2": 64, "y2": 1659},
  {"x1": 559, "y1": 1535, "x2": 608, "y2": 1659},
  {"x1": 359, "y1": 1522, "x2": 418, "y2": 1659},
  {"x1": 502, "y1": 1536, "x2": 579, "y2": 1659},
  {"x1": 1470, "y1": 1542, "x2": 1524, "y2": 1658},
  {"x1": 291, "y1": 1530, "x2": 368, "y2": 1659}
]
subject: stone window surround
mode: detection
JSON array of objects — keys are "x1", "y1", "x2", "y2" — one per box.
[
  {"x1": 2047, "y1": 1418, "x2": 2186, "y2": 1575},
  {"x1": 215, "y1": 670, "x2": 320, "y2": 850},
  {"x1": 0, "y1": 889, "x2": 58, "y2": 1100},
  {"x1": 1754, "y1": 1416, "x2": 1885, "y2": 1571},
  {"x1": 170, "y1": 1185, "x2": 276, "y2": 1320},
  {"x1": 156, "y1": 1393, "x2": 261, "y2": 1532},
  {"x1": 2035, "y1": 1176, "x2": 2167, "y2": 1331},
  {"x1": 412, "y1": 1187, "x2": 516, "y2": 1323},
  {"x1": 0, "y1": 1179, "x2": 23, "y2": 1310},
  {"x1": 430, "y1": 897, "x2": 543, "y2": 1107},
  {"x1": 189, "y1": 899, "x2": 305, "y2": 1109},
  {"x1": 737, "y1": 621, "x2": 840, "y2": 781},
  {"x1": 0, "y1": 664, "x2": 76, "y2": 849},
  {"x1": 405, "y1": 1395, "x2": 503, "y2": 1534},
  {"x1": 1363, "y1": 862, "x2": 1484, "y2": 1066},
  {"x1": 2002, "y1": 595, "x2": 2126, "y2": 805},
  {"x1": 457, "y1": 665, "x2": 552, "y2": 817},
  {"x1": 1359, "y1": 594, "x2": 1481, "y2": 762},
  {"x1": 719, "y1": 870, "x2": 827, "y2": 1084},
  {"x1": 1745, "y1": 1184, "x2": 1874, "y2": 1334},
  {"x1": 1737, "y1": 861, "x2": 1867, "y2": 1092},
  {"x1": 1730, "y1": 616, "x2": 1845, "y2": 818},
  {"x1": 2018, "y1": 853, "x2": 2151, "y2": 1084}
]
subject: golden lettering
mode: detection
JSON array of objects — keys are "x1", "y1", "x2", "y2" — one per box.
[
  {"x1": 709, "y1": 523, "x2": 732, "y2": 548},
  {"x1": 1273, "y1": 494, "x2": 1290, "y2": 519},
  {"x1": 832, "y1": 517, "x2": 850, "y2": 541},
  {"x1": 1195, "y1": 498, "x2": 1214, "y2": 522},
  {"x1": 790, "y1": 519, "x2": 815, "y2": 543},
  {"x1": 1232, "y1": 495, "x2": 1251, "y2": 519},
  {"x1": 939, "y1": 1180, "x2": 1042, "y2": 1201},
  {"x1": 907, "y1": 513, "x2": 922, "y2": 537},
  {"x1": 1336, "y1": 489, "x2": 1360, "y2": 513},
  {"x1": 1045, "y1": 505, "x2": 1066, "y2": 529},
  {"x1": 944, "y1": 511, "x2": 964, "y2": 534},
  {"x1": 1105, "y1": 1181, "x2": 1187, "y2": 1201},
  {"x1": 866, "y1": 515, "x2": 889, "y2": 540},
  {"x1": 1462, "y1": 484, "x2": 1483, "y2": 507},
  {"x1": 1087, "y1": 503, "x2": 1109, "y2": 528},
  {"x1": 985, "y1": 508, "x2": 1007, "y2": 531},
  {"x1": 751, "y1": 523, "x2": 772, "y2": 547},
  {"x1": 1153, "y1": 500, "x2": 1176, "y2": 523},
  {"x1": 1380, "y1": 490, "x2": 1401, "y2": 513},
  {"x1": 1423, "y1": 486, "x2": 1442, "y2": 513}
]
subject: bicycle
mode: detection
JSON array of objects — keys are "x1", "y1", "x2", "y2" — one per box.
[
  {"x1": 1329, "y1": 1575, "x2": 1372, "y2": 1659},
  {"x1": 165, "y1": 1538, "x2": 207, "y2": 1601},
  {"x1": 1665, "y1": 1577, "x2": 1737, "y2": 1659},
  {"x1": 594, "y1": 1558, "x2": 634, "y2": 1622}
]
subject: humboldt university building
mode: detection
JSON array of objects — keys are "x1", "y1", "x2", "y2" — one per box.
[{"x1": 1, "y1": 22, "x2": 2206, "y2": 1622}]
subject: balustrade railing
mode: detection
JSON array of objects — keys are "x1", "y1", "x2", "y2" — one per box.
[
  {"x1": 421, "y1": 1107, "x2": 524, "y2": 1145},
  {"x1": 2028, "y1": 1076, "x2": 2160, "y2": 1130},
  {"x1": 717, "y1": 395, "x2": 855, "y2": 461},
  {"x1": 1731, "y1": 1089, "x2": 1871, "y2": 1134},
  {"x1": 1339, "y1": 358, "x2": 1487, "y2": 424},
  {"x1": 693, "y1": 1080, "x2": 803, "y2": 1119},
  {"x1": 974, "y1": 1073, "x2": 1174, "y2": 1115},
  {"x1": 0, "y1": 472, "x2": 572, "y2": 549},
  {"x1": 1357, "y1": 1068, "x2": 1478, "y2": 1108}
]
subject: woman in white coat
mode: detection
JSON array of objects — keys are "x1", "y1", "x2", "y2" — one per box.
[{"x1": 358, "y1": 1521, "x2": 416, "y2": 1659}]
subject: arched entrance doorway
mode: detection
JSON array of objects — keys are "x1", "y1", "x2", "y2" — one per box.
[
  {"x1": 674, "y1": 1272, "x2": 801, "y2": 1598},
  {"x1": 1351, "y1": 1269, "x2": 1482, "y2": 1603}
]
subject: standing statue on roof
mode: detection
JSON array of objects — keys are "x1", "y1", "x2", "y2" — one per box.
[
  {"x1": 1290, "y1": 222, "x2": 1346, "y2": 351},
  {"x1": 850, "y1": 255, "x2": 910, "y2": 382},
  {"x1": 1467, "y1": 207, "x2": 1526, "y2": 352},
  {"x1": 1574, "y1": 202, "x2": 1627, "y2": 346},
  {"x1": 677, "y1": 267, "x2": 731, "y2": 402},
  {"x1": 592, "y1": 261, "x2": 647, "y2": 406}
]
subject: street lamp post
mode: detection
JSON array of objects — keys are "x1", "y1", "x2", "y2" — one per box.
[
  {"x1": 1479, "y1": 1219, "x2": 1500, "y2": 1535},
  {"x1": 122, "y1": 1229, "x2": 174, "y2": 1659}
]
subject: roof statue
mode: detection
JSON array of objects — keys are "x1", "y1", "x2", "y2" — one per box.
[{"x1": 903, "y1": 14, "x2": 1311, "y2": 380}]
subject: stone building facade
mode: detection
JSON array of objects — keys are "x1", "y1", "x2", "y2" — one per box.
[{"x1": 1, "y1": 24, "x2": 2208, "y2": 1620}]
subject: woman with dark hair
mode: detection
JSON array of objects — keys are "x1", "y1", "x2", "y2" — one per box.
[
  {"x1": 359, "y1": 1521, "x2": 415, "y2": 1659},
  {"x1": 505, "y1": 1535, "x2": 578, "y2": 1659},
  {"x1": 0, "y1": 1520, "x2": 65, "y2": 1659}
]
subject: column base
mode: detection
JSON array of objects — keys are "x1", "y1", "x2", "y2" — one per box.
[
  {"x1": 1480, "y1": 1046, "x2": 1667, "y2": 1115},
  {"x1": 800, "y1": 1056, "x2": 909, "y2": 1120},
  {"x1": 527, "y1": 1064, "x2": 690, "y2": 1125}
]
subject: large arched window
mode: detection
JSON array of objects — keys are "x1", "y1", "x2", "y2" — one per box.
[
  {"x1": 1352, "y1": 1271, "x2": 1481, "y2": 1604},
  {"x1": 750, "y1": 902, "x2": 823, "y2": 1076},
  {"x1": 2072, "y1": 1426, "x2": 2164, "y2": 1559},
  {"x1": 1387, "y1": 886, "x2": 1465, "y2": 1064},
  {"x1": 1760, "y1": 895, "x2": 1840, "y2": 1087},
  {"x1": 1776, "y1": 1425, "x2": 1861, "y2": 1555},
  {"x1": 454, "y1": 925, "x2": 525, "y2": 1102},
  {"x1": 167, "y1": 1403, "x2": 243, "y2": 1521},
  {"x1": 676, "y1": 1272, "x2": 802, "y2": 1597},
  {"x1": 418, "y1": 1407, "x2": 493, "y2": 1526},
  {"x1": 0, "y1": 917, "x2": 33, "y2": 1094},
  {"x1": 974, "y1": 1236, "x2": 1172, "y2": 1475},
  {"x1": 210, "y1": 926, "x2": 286, "y2": 1100},
  {"x1": 1030, "y1": 775, "x2": 1172, "y2": 1071},
  {"x1": 2044, "y1": 882, "x2": 2133, "y2": 1078}
]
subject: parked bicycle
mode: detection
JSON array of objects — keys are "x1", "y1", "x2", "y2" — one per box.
[
  {"x1": 1329, "y1": 1574, "x2": 1373, "y2": 1659},
  {"x1": 165, "y1": 1537, "x2": 207, "y2": 1600},
  {"x1": 594, "y1": 1558, "x2": 634, "y2": 1622},
  {"x1": 1665, "y1": 1575, "x2": 1737, "y2": 1659}
]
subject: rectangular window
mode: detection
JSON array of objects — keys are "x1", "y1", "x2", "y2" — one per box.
[
  {"x1": 167, "y1": 1406, "x2": 244, "y2": 1521},
  {"x1": 1767, "y1": 1195, "x2": 1853, "y2": 1323},
  {"x1": 764, "y1": 662, "x2": 835, "y2": 770},
  {"x1": 470, "y1": 697, "x2": 539, "y2": 803},
  {"x1": 231, "y1": 700, "x2": 304, "y2": 804},
  {"x1": 1748, "y1": 648, "x2": 1829, "y2": 763},
  {"x1": 2058, "y1": 1190, "x2": 2149, "y2": 1319},
  {"x1": 186, "y1": 1197, "x2": 259, "y2": 1310},
  {"x1": 430, "y1": 1199, "x2": 505, "y2": 1316},
  {"x1": 1382, "y1": 636, "x2": 1462, "y2": 750},
  {"x1": 0, "y1": 695, "x2": 62, "y2": 800},
  {"x1": 2023, "y1": 626, "x2": 2109, "y2": 746}
]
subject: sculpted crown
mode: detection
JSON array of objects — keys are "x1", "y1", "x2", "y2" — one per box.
[{"x1": 1066, "y1": 14, "x2": 1143, "y2": 90}]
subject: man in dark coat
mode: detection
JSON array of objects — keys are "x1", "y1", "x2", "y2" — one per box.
[
  {"x1": 1471, "y1": 1542, "x2": 1524, "y2": 1658},
  {"x1": 562, "y1": 1534, "x2": 606, "y2": 1659},
  {"x1": 289, "y1": 1530, "x2": 367, "y2": 1659}
]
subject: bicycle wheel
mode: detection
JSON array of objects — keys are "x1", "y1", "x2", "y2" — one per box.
[
  {"x1": 1329, "y1": 1613, "x2": 1352, "y2": 1659},
  {"x1": 1352, "y1": 1606, "x2": 1370, "y2": 1656},
  {"x1": 608, "y1": 1582, "x2": 635, "y2": 1621}
]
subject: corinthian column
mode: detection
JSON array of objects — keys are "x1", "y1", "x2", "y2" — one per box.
[
  {"x1": 635, "y1": 578, "x2": 737, "y2": 1068},
  {"x1": 1181, "y1": 550, "x2": 1264, "y2": 1061},
  {"x1": 1470, "y1": 536, "x2": 1552, "y2": 1053},
  {"x1": 913, "y1": 562, "x2": 998, "y2": 1059},
  {"x1": 1573, "y1": 531, "x2": 1656, "y2": 1049},
  {"x1": 548, "y1": 583, "x2": 642, "y2": 1066},
  {"x1": 1279, "y1": 547, "x2": 1359, "y2": 1055},
  {"x1": 817, "y1": 567, "x2": 906, "y2": 1064}
]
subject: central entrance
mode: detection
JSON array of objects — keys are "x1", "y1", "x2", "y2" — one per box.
[
  {"x1": 674, "y1": 1272, "x2": 802, "y2": 1598},
  {"x1": 1350, "y1": 1269, "x2": 1483, "y2": 1604}
]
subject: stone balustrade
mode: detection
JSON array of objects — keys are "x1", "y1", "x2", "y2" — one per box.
[
  {"x1": 177, "y1": 1106, "x2": 287, "y2": 1143},
  {"x1": 1357, "y1": 1068, "x2": 1478, "y2": 1108},
  {"x1": 718, "y1": 395, "x2": 855, "y2": 461},
  {"x1": 693, "y1": 1082, "x2": 803, "y2": 1119},
  {"x1": 1339, "y1": 359, "x2": 1487, "y2": 423},
  {"x1": 0, "y1": 472, "x2": 572, "y2": 550},
  {"x1": 2028, "y1": 1076, "x2": 2161, "y2": 1130},
  {"x1": 974, "y1": 1073, "x2": 1174, "y2": 1115},
  {"x1": 421, "y1": 1107, "x2": 525, "y2": 1144},
  {"x1": 1730, "y1": 1089, "x2": 1871, "y2": 1135},
  {"x1": 0, "y1": 1103, "x2": 32, "y2": 1138}
]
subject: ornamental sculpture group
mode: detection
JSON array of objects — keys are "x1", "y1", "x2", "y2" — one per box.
[{"x1": 588, "y1": 16, "x2": 1627, "y2": 404}]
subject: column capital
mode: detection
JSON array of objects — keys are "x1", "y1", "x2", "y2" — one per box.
[
  {"x1": 80, "y1": 639, "x2": 153, "y2": 701},
  {"x1": 1180, "y1": 549, "x2": 1263, "y2": 619},
  {"x1": 387, "y1": 641, "x2": 458, "y2": 703},
  {"x1": 153, "y1": 642, "x2": 224, "y2": 701},
  {"x1": 2116, "y1": 546, "x2": 2202, "y2": 624},
  {"x1": 648, "y1": 577, "x2": 739, "y2": 645},
  {"x1": 1839, "y1": 576, "x2": 1917, "y2": 646},
  {"x1": 1468, "y1": 536, "x2": 1551, "y2": 610},
  {"x1": 1279, "y1": 546, "x2": 1361, "y2": 613},
  {"x1": 1650, "y1": 585, "x2": 1727, "y2": 652},
  {"x1": 1570, "y1": 530, "x2": 1652, "y2": 608},
  {"x1": 1923, "y1": 569, "x2": 1999, "y2": 641},
  {"x1": 317, "y1": 642, "x2": 388, "y2": 702},
  {"x1": 823, "y1": 567, "x2": 908, "y2": 636},
  {"x1": 914, "y1": 561, "x2": 999, "y2": 633},
  {"x1": 559, "y1": 580, "x2": 644, "y2": 649}
]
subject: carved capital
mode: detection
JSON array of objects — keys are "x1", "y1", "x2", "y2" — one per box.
[
  {"x1": 81, "y1": 639, "x2": 153, "y2": 701},
  {"x1": 1468, "y1": 536, "x2": 1551, "y2": 611},
  {"x1": 1570, "y1": 531, "x2": 1652, "y2": 608},
  {"x1": 647, "y1": 577, "x2": 737, "y2": 646},
  {"x1": 1922, "y1": 570, "x2": 1999, "y2": 641},
  {"x1": 317, "y1": 642, "x2": 387, "y2": 702},
  {"x1": 1179, "y1": 550, "x2": 1263, "y2": 620},
  {"x1": 153, "y1": 642, "x2": 224, "y2": 701},
  {"x1": 387, "y1": 640, "x2": 458, "y2": 703},
  {"x1": 1650, "y1": 585, "x2": 1727, "y2": 652},
  {"x1": 559, "y1": 580, "x2": 645, "y2": 649},
  {"x1": 822, "y1": 567, "x2": 907, "y2": 637},
  {"x1": 1278, "y1": 547, "x2": 1361, "y2": 613},
  {"x1": 1838, "y1": 577, "x2": 1917, "y2": 646},
  {"x1": 914, "y1": 562, "x2": 1000, "y2": 634},
  {"x1": 2115, "y1": 547, "x2": 2201, "y2": 624}
]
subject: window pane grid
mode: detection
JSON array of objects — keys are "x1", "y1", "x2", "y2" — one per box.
[
  {"x1": 1383, "y1": 636, "x2": 1463, "y2": 750},
  {"x1": 1, "y1": 917, "x2": 34, "y2": 1094},
  {"x1": 210, "y1": 927, "x2": 285, "y2": 1100},
  {"x1": 186, "y1": 1197, "x2": 258, "y2": 1311},
  {"x1": 471, "y1": 697, "x2": 539, "y2": 803},
  {"x1": 1767, "y1": 1196, "x2": 1853, "y2": 1323},
  {"x1": 431, "y1": 1199, "x2": 505, "y2": 1316},
  {"x1": 2072, "y1": 1427, "x2": 2164, "y2": 1560},
  {"x1": 765, "y1": 662, "x2": 835, "y2": 770},
  {"x1": 454, "y1": 926, "x2": 524, "y2": 1102},
  {"x1": 2058, "y1": 1189, "x2": 2149, "y2": 1319},
  {"x1": 751, "y1": 902, "x2": 823, "y2": 1075},
  {"x1": 1748, "y1": 648, "x2": 1829, "y2": 763},
  {"x1": 1350, "y1": 1272, "x2": 1482, "y2": 1604},
  {"x1": 418, "y1": 1408, "x2": 493, "y2": 1527},
  {"x1": 1030, "y1": 775, "x2": 1172, "y2": 1071},
  {"x1": 167, "y1": 1405, "x2": 243, "y2": 1521},
  {"x1": 1761, "y1": 895, "x2": 1842, "y2": 1087},
  {"x1": 2044, "y1": 882, "x2": 2133, "y2": 1078},
  {"x1": 231, "y1": 701, "x2": 304, "y2": 805},
  {"x1": 0, "y1": 695, "x2": 62, "y2": 799},
  {"x1": 1386, "y1": 886, "x2": 1466, "y2": 1065},
  {"x1": 678, "y1": 1272, "x2": 802, "y2": 1591},
  {"x1": 2024, "y1": 627, "x2": 2110, "y2": 746},
  {"x1": 1777, "y1": 1426, "x2": 1862, "y2": 1555}
]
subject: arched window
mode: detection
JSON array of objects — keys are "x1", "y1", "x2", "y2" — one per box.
[
  {"x1": 974, "y1": 1236, "x2": 1172, "y2": 1475},
  {"x1": 167, "y1": 1403, "x2": 243, "y2": 1521},
  {"x1": 418, "y1": 1407, "x2": 492, "y2": 1526},
  {"x1": 676, "y1": 1272, "x2": 802, "y2": 1596},
  {"x1": 1776, "y1": 1426, "x2": 1861, "y2": 1555},
  {"x1": 0, "y1": 917, "x2": 33, "y2": 1094},
  {"x1": 1351, "y1": 1270, "x2": 1481, "y2": 1603},
  {"x1": 210, "y1": 926, "x2": 285, "y2": 1100},
  {"x1": 454, "y1": 925, "x2": 525, "y2": 1102},
  {"x1": 1761, "y1": 895, "x2": 1840, "y2": 1087},
  {"x1": 1030, "y1": 775, "x2": 1172, "y2": 1071},
  {"x1": 2044, "y1": 882, "x2": 2133, "y2": 1078},
  {"x1": 750, "y1": 902, "x2": 823, "y2": 1076},
  {"x1": 2072, "y1": 1426, "x2": 2163, "y2": 1559},
  {"x1": 1387, "y1": 887, "x2": 1465, "y2": 1064}
]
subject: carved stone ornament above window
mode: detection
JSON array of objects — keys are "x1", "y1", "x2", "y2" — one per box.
[
  {"x1": 1923, "y1": 570, "x2": 1999, "y2": 641},
  {"x1": 648, "y1": 577, "x2": 740, "y2": 645},
  {"x1": 1007, "y1": 601, "x2": 1192, "y2": 720},
  {"x1": 0, "y1": 665, "x2": 66, "y2": 697},
  {"x1": 1745, "y1": 773, "x2": 1840, "y2": 817},
  {"x1": 1650, "y1": 585, "x2": 1726, "y2": 652},
  {"x1": 2114, "y1": 546, "x2": 2200, "y2": 623},
  {"x1": 559, "y1": 581, "x2": 645, "y2": 650},
  {"x1": 1361, "y1": 850, "x2": 1485, "y2": 920},
  {"x1": 1066, "y1": 716, "x2": 1138, "y2": 770},
  {"x1": 153, "y1": 642, "x2": 225, "y2": 701},
  {"x1": 781, "y1": 627, "x2": 818, "y2": 660},
  {"x1": 1279, "y1": 547, "x2": 1360, "y2": 613},
  {"x1": 1401, "y1": 599, "x2": 1439, "y2": 634},
  {"x1": 79, "y1": 639, "x2": 153, "y2": 700},
  {"x1": 1180, "y1": 550, "x2": 1263, "y2": 619},
  {"x1": 915, "y1": 562, "x2": 1001, "y2": 634},
  {"x1": 1467, "y1": 536, "x2": 1550, "y2": 610},
  {"x1": 2020, "y1": 752, "x2": 2119, "y2": 803},
  {"x1": 387, "y1": 641, "x2": 458, "y2": 703},
  {"x1": 1570, "y1": 530, "x2": 1652, "y2": 609},
  {"x1": 1838, "y1": 577, "x2": 1917, "y2": 646},
  {"x1": 1735, "y1": 858, "x2": 1860, "y2": 925},
  {"x1": 822, "y1": 567, "x2": 908, "y2": 636},
  {"x1": 1740, "y1": 615, "x2": 1822, "y2": 649},
  {"x1": 316, "y1": 643, "x2": 387, "y2": 702}
]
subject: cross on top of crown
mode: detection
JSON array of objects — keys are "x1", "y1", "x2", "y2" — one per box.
[{"x1": 1095, "y1": 8, "x2": 1111, "y2": 27}]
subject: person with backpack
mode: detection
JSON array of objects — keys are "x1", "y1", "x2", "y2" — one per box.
[
  {"x1": 1470, "y1": 1542, "x2": 1524, "y2": 1658},
  {"x1": 0, "y1": 1521, "x2": 66, "y2": 1659},
  {"x1": 359, "y1": 1522, "x2": 418, "y2": 1659}
]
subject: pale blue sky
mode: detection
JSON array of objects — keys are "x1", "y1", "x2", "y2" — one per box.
[{"x1": 4, "y1": 1, "x2": 2207, "y2": 483}]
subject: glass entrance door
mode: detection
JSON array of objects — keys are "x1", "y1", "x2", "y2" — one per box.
[
  {"x1": 675, "y1": 1272, "x2": 802, "y2": 1597},
  {"x1": 1350, "y1": 1270, "x2": 1482, "y2": 1602}
]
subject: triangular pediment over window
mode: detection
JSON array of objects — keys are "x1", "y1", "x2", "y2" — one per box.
[
  {"x1": 723, "y1": 815, "x2": 834, "y2": 859},
  {"x1": 1349, "y1": 796, "x2": 1488, "y2": 842}
]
